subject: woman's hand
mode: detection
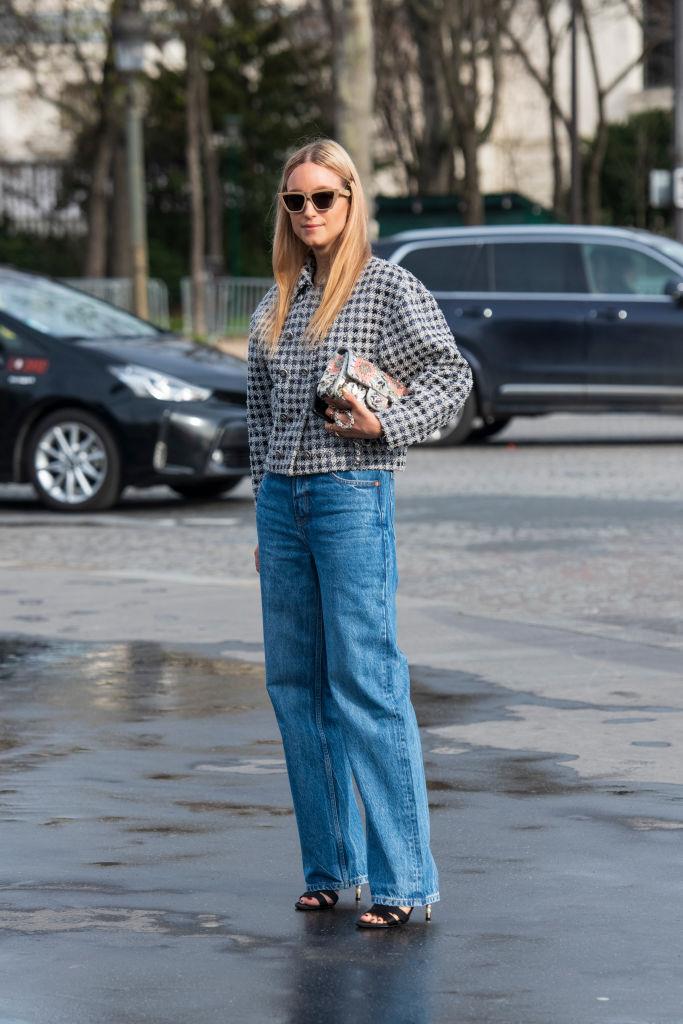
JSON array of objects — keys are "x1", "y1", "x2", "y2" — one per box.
[
  {"x1": 323, "y1": 388, "x2": 383, "y2": 440},
  {"x1": 254, "y1": 544, "x2": 260, "y2": 574}
]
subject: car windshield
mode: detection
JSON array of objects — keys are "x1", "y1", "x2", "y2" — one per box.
[{"x1": 0, "y1": 276, "x2": 160, "y2": 339}]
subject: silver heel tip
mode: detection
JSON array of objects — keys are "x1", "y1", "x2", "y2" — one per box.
[
  {"x1": 425, "y1": 905, "x2": 432, "y2": 921},
  {"x1": 355, "y1": 885, "x2": 362, "y2": 901}
]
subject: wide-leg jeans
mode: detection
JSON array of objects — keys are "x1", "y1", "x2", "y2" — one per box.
[{"x1": 255, "y1": 468, "x2": 439, "y2": 907}]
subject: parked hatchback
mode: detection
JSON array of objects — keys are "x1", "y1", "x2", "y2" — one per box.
[
  {"x1": 0, "y1": 268, "x2": 249, "y2": 511},
  {"x1": 374, "y1": 225, "x2": 683, "y2": 443}
]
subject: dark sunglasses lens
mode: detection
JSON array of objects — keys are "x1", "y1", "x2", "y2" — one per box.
[
  {"x1": 312, "y1": 191, "x2": 336, "y2": 211},
  {"x1": 283, "y1": 193, "x2": 305, "y2": 212}
]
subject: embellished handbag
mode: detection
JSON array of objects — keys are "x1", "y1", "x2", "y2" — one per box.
[{"x1": 312, "y1": 346, "x2": 408, "y2": 426}]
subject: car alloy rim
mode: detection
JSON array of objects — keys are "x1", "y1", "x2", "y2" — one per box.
[{"x1": 34, "y1": 422, "x2": 108, "y2": 505}]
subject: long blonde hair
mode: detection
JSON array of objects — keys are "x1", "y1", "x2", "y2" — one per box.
[{"x1": 259, "y1": 138, "x2": 371, "y2": 353}]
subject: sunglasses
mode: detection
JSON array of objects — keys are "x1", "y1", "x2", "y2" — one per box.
[{"x1": 278, "y1": 187, "x2": 351, "y2": 214}]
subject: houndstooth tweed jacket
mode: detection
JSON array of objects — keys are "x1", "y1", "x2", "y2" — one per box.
[{"x1": 246, "y1": 252, "x2": 473, "y2": 501}]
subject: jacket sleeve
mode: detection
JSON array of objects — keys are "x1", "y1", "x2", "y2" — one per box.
[
  {"x1": 246, "y1": 315, "x2": 273, "y2": 503},
  {"x1": 374, "y1": 274, "x2": 473, "y2": 449}
]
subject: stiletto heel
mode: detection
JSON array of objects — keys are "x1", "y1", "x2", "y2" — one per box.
[
  {"x1": 425, "y1": 904, "x2": 432, "y2": 922},
  {"x1": 355, "y1": 885, "x2": 362, "y2": 901}
]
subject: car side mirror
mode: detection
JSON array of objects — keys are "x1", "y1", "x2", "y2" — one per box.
[{"x1": 663, "y1": 278, "x2": 683, "y2": 303}]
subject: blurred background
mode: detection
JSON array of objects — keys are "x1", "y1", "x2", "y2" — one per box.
[{"x1": 0, "y1": 0, "x2": 678, "y2": 336}]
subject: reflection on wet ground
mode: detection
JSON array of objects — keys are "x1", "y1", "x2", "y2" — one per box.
[{"x1": 1, "y1": 634, "x2": 683, "y2": 1023}]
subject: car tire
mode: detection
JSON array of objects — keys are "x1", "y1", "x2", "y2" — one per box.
[
  {"x1": 170, "y1": 478, "x2": 244, "y2": 500},
  {"x1": 418, "y1": 391, "x2": 477, "y2": 447},
  {"x1": 467, "y1": 416, "x2": 512, "y2": 442},
  {"x1": 27, "y1": 408, "x2": 122, "y2": 512}
]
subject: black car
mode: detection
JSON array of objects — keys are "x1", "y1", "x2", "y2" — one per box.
[
  {"x1": 0, "y1": 267, "x2": 249, "y2": 510},
  {"x1": 374, "y1": 225, "x2": 683, "y2": 444}
]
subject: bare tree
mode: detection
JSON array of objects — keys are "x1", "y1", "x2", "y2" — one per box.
[
  {"x1": 505, "y1": 0, "x2": 671, "y2": 221},
  {"x1": 323, "y1": 0, "x2": 375, "y2": 210},
  {"x1": 184, "y1": 26, "x2": 207, "y2": 336},
  {"x1": 580, "y1": 0, "x2": 670, "y2": 222},
  {"x1": 373, "y1": 0, "x2": 511, "y2": 223},
  {"x1": 1, "y1": 1, "x2": 122, "y2": 271}
]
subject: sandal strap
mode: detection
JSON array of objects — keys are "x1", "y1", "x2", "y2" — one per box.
[
  {"x1": 300, "y1": 889, "x2": 338, "y2": 906},
  {"x1": 368, "y1": 902, "x2": 411, "y2": 923}
]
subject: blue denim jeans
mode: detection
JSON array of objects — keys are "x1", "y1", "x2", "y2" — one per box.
[{"x1": 255, "y1": 469, "x2": 439, "y2": 907}]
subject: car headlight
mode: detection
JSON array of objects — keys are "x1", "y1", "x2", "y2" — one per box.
[{"x1": 109, "y1": 364, "x2": 211, "y2": 402}]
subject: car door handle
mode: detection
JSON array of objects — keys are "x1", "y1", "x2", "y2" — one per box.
[
  {"x1": 588, "y1": 308, "x2": 628, "y2": 321},
  {"x1": 455, "y1": 306, "x2": 493, "y2": 319}
]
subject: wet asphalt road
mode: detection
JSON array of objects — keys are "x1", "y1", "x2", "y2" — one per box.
[{"x1": 1, "y1": 413, "x2": 683, "y2": 1024}]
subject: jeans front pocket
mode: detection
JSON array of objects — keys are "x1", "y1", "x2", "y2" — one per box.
[{"x1": 329, "y1": 470, "x2": 383, "y2": 489}]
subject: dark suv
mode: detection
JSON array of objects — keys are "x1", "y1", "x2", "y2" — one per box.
[{"x1": 374, "y1": 225, "x2": 683, "y2": 443}]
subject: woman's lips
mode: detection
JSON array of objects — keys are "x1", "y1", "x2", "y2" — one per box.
[{"x1": 303, "y1": 224, "x2": 323, "y2": 230}]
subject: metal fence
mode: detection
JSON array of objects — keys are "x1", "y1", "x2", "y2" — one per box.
[
  {"x1": 63, "y1": 277, "x2": 171, "y2": 329},
  {"x1": 0, "y1": 162, "x2": 86, "y2": 237},
  {"x1": 181, "y1": 275, "x2": 273, "y2": 338}
]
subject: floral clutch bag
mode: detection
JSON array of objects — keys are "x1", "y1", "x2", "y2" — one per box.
[{"x1": 311, "y1": 346, "x2": 408, "y2": 422}]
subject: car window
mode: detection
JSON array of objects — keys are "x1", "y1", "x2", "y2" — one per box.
[
  {"x1": 399, "y1": 244, "x2": 488, "y2": 291},
  {"x1": 0, "y1": 276, "x2": 159, "y2": 339},
  {"x1": 491, "y1": 242, "x2": 587, "y2": 293},
  {"x1": 584, "y1": 243, "x2": 674, "y2": 296}
]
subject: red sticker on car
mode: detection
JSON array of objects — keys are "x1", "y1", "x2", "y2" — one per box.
[{"x1": 7, "y1": 357, "x2": 49, "y2": 374}]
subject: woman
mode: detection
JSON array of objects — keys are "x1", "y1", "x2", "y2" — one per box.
[{"x1": 247, "y1": 138, "x2": 472, "y2": 929}]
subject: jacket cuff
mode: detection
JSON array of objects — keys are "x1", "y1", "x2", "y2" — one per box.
[{"x1": 374, "y1": 406, "x2": 412, "y2": 449}]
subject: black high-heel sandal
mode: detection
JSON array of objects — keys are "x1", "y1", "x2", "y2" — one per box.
[
  {"x1": 357, "y1": 903, "x2": 432, "y2": 928},
  {"x1": 295, "y1": 889, "x2": 339, "y2": 912}
]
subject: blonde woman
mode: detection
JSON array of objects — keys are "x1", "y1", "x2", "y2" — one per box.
[{"x1": 247, "y1": 138, "x2": 472, "y2": 929}]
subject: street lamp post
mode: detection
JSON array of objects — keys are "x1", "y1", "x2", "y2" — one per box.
[
  {"x1": 674, "y1": 0, "x2": 683, "y2": 240},
  {"x1": 113, "y1": 0, "x2": 150, "y2": 320},
  {"x1": 569, "y1": 0, "x2": 582, "y2": 223}
]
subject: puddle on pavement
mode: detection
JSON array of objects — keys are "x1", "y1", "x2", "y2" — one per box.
[
  {"x1": 0, "y1": 906, "x2": 232, "y2": 936},
  {"x1": 176, "y1": 800, "x2": 292, "y2": 816},
  {"x1": 0, "y1": 636, "x2": 267, "y2": 722}
]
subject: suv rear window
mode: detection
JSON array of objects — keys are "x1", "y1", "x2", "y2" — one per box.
[
  {"x1": 398, "y1": 243, "x2": 488, "y2": 291},
  {"x1": 584, "y1": 243, "x2": 674, "y2": 295},
  {"x1": 492, "y1": 242, "x2": 588, "y2": 293}
]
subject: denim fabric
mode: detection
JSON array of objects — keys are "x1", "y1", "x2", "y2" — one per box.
[{"x1": 255, "y1": 468, "x2": 439, "y2": 907}]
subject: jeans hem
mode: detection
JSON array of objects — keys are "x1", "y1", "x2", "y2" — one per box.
[
  {"x1": 369, "y1": 891, "x2": 440, "y2": 907},
  {"x1": 305, "y1": 874, "x2": 369, "y2": 893}
]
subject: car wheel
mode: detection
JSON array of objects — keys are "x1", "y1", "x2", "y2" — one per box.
[
  {"x1": 170, "y1": 478, "x2": 244, "y2": 500},
  {"x1": 28, "y1": 408, "x2": 122, "y2": 512},
  {"x1": 467, "y1": 416, "x2": 512, "y2": 442},
  {"x1": 419, "y1": 391, "x2": 476, "y2": 447}
]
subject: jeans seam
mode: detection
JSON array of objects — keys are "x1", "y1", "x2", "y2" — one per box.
[
  {"x1": 313, "y1": 584, "x2": 350, "y2": 886},
  {"x1": 368, "y1": 892, "x2": 440, "y2": 907},
  {"x1": 304, "y1": 874, "x2": 369, "y2": 893},
  {"x1": 329, "y1": 472, "x2": 380, "y2": 488},
  {"x1": 382, "y1": 512, "x2": 421, "y2": 895}
]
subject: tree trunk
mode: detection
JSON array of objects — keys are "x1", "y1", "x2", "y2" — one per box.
[
  {"x1": 185, "y1": 35, "x2": 207, "y2": 337},
  {"x1": 461, "y1": 127, "x2": 483, "y2": 225},
  {"x1": 410, "y1": 8, "x2": 454, "y2": 193},
  {"x1": 586, "y1": 118, "x2": 608, "y2": 224},
  {"x1": 197, "y1": 57, "x2": 224, "y2": 277},
  {"x1": 111, "y1": 136, "x2": 130, "y2": 279},
  {"x1": 331, "y1": 0, "x2": 375, "y2": 216},
  {"x1": 84, "y1": 121, "x2": 116, "y2": 277}
]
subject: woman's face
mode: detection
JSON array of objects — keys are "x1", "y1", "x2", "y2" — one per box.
[{"x1": 284, "y1": 161, "x2": 350, "y2": 256}]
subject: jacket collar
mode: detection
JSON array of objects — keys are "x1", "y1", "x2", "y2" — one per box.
[{"x1": 293, "y1": 250, "x2": 318, "y2": 297}]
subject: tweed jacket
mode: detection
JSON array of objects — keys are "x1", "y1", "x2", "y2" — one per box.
[{"x1": 246, "y1": 252, "x2": 473, "y2": 501}]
